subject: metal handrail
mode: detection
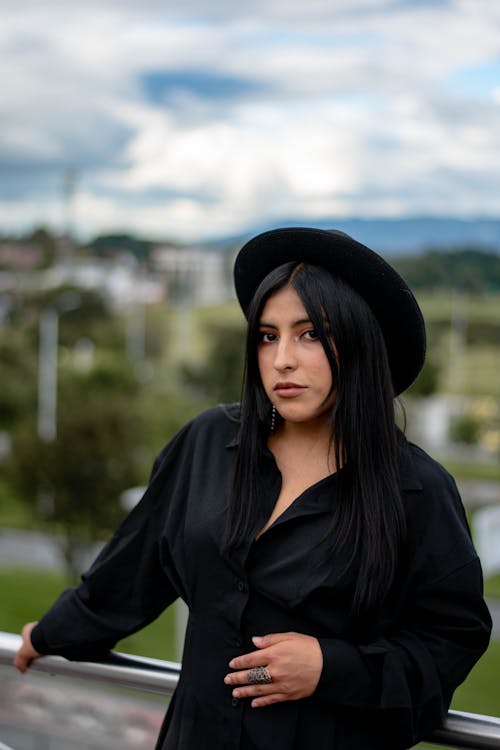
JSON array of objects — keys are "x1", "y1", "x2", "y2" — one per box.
[
  {"x1": 1, "y1": 630, "x2": 500, "y2": 749},
  {"x1": 0, "y1": 631, "x2": 179, "y2": 695}
]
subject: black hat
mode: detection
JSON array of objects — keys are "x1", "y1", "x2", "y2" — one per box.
[{"x1": 234, "y1": 226, "x2": 426, "y2": 395}]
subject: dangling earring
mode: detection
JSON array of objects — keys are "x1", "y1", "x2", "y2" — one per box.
[{"x1": 270, "y1": 404, "x2": 276, "y2": 432}]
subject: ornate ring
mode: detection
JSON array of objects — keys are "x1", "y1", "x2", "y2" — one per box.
[{"x1": 247, "y1": 666, "x2": 272, "y2": 685}]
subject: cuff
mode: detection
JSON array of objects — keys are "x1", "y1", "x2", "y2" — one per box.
[
  {"x1": 30, "y1": 623, "x2": 50, "y2": 655},
  {"x1": 315, "y1": 638, "x2": 373, "y2": 703}
]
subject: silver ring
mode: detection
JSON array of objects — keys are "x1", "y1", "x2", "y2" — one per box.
[{"x1": 247, "y1": 666, "x2": 272, "y2": 685}]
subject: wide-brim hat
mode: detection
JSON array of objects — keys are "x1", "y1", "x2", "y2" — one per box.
[{"x1": 234, "y1": 226, "x2": 426, "y2": 395}]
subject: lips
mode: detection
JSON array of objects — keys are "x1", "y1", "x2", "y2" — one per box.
[{"x1": 273, "y1": 382, "x2": 307, "y2": 397}]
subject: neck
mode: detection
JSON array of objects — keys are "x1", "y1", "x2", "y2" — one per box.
[
  {"x1": 270, "y1": 416, "x2": 337, "y2": 471},
  {"x1": 279, "y1": 414, "x2": 332, "y2": 442}
]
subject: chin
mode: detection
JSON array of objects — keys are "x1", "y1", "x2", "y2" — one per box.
[{"x1": 279, "y1": 408, "x2": 330, "y2": 425}]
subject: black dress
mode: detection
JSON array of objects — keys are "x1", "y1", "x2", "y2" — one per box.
[{"x1": 30, "y1": 403, "x2": 492, "y2": 750}]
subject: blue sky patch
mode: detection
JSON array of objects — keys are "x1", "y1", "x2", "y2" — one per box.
[
  {"x1": 141, "y1": 70, "x2": 262, "y2": 104},
  {"x1": 445, "y1": 60, "x2": 500, "y2": 100}
]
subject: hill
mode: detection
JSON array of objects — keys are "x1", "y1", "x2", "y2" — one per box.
[
  {"x1": 390, "y1": 248, "x2": 500, "y2": 292},
  {"x1": 238, "y1": 217, "x2": 500, "y2": 255}
]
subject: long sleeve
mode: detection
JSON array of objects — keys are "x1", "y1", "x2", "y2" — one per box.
[
  {"x1": 314, "y1": 442, "x2": 492, "y2": 748},
  {"x1": 30, "y1": 422, "x2": 194, "y2": 660},
  {"x1": 315, "y1": 556, "x2": 491, "y2": 747}
]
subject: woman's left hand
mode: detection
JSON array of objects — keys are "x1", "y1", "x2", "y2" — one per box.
[{"x1": 224, "y1": 632, "x2": 323, "y2": 707}]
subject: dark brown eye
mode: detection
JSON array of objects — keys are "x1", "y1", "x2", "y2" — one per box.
[
  {"x1": 303, "y1": 329, "x2": 319, "y2": 340},
  {"x1": 259, "y1": 331, "x2": 277, "y2": 343}
]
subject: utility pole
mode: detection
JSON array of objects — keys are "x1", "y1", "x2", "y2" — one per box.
[
  {"x1": 37, "y1": 309, "x2": 59, "y2": 443},
  {"x1": 37, "y1": 293, "x2": 81, "y2": 442},
  {"x1": 59, "y1": 166, "x2": 77, "y2": 265}
]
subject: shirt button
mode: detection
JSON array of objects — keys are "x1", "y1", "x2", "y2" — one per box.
[
  {"x1": 232, "y1": 697, "x2": 239, "y2": 708},
  {"x1": 237, "y1": 580, "x2": 246, "y2": 592}
]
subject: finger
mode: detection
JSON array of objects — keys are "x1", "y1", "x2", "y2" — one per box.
[
  {"x1": 251, "y1": 693, "x2": 288, "y2": 708},
  {"x1": 224, "y1": 669, "x2": 250, "y2": 686},
  {"x1": 228, "y1": 649, "x2": 272, "y2": 671},
  {"x1": 13, "y1": 656, "x2": 24, "y2": 673},
  {"x1": 231, "y1": 683, "x2": 276, "y2": 699},
  {"x1": 252, "y1": 632, "x2": 295, "y2": 648},
  {"x1": 225, "y1": 667, "x2": 273, "y2": 686},
  {"x1": 13, "y1": 652, "x2": 30, "y2": 674},
  {"x1": 228, "y1": 634, "x2": 296, "y2": 670}
]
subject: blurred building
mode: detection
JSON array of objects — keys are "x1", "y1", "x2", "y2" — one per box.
[
  {"x1": 0, "y1": 238, "x2": 233, "y2": 313},
  {"x1": 152, "y1": 245, "x2": 231, "y2": 306},
  {"x1": 0, "y1": 241, "x2": 43, "y2": 270}
]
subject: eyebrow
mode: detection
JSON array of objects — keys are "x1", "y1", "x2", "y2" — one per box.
[{"x1": 258, "y1": 317, "x2": 313, "y2": 329}]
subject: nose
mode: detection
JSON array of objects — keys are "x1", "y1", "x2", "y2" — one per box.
[{"x1": 273, "y1": 336, "x2": 297, "y2": 371}]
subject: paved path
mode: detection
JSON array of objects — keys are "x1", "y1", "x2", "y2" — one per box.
[
  {"x1": 0, "y1": 527, "x2": 64, "y2": 569},
  {"x1": 0, "y1": 527, "x2": 101, "y2": 573}
]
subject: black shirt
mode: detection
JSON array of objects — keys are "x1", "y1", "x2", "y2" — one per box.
[{"x1": 31, "y1": 403, "x2": 492, "y2": 750}]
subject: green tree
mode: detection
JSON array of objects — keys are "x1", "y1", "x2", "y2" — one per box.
[
  {"x1": 0, "y1": 329, "x2": 38, "y2": 428},
  {"x1": 182, "y1": 319, "x2": 245, "y2": 403},
  {"x1": 2, "y1": 283, "x2": 152, "y2": 580},
  {"x1": 392, "y1": 247, "x2": 500, "y2": 293},
  {"x1": 7, "y1": 362, "x2": 145, "y2": 581},
  {"x1": 0, "y1": 286, "x2": 125, "y2": 432},
  {"x1": 26, "y1": 227, "x2": 58, "y2": 267},
  {"x1": 406, "y1": 356, "x2": 440, "y2": 397},
  {"x1": 449, "y1": 413, "x2": 482, "y2": 445}
]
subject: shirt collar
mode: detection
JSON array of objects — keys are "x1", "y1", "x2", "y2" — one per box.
[
  {"x1": 224, "y1": 411, "x2": 423, "y2": 491},
  {"x1": 398, "y1": 439, "x2": 424, "y2": 491}
]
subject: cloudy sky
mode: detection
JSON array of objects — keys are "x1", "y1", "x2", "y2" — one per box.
[{"x1": 1, "y1": 0, "x2": 500, "y2": 242}]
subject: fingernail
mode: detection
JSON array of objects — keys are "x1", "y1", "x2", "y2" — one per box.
[
  {"x1": 229, "y1": 660, "x2": 235, "y2": 668},
  {"x1": 252, "y1": 636, "x2": 262, "y2": 645},
  {"x1": 233, "y1": 690, "x2": 240, "y2": 698}
]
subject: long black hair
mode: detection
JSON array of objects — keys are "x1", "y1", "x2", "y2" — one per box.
[{"x1": 226, "y1": 261, "x2": 406, "y2": 616}]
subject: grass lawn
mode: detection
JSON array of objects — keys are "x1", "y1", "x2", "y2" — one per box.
[
  {"x1": 450, "y1": 639, "x2": 500, "y2": 716},
  {"x1": 0, "y1": 478, "x2": 36, "y2": 528},
  {"x1": 439, "y1": 459, "x2": 500, "y2": 482},
  {"x1": 445, "y1": 345, "x2": 500, "y2": 397},
  {"x1": 417, "y1": 292, "x2": 500, "y2": 325},
  {"x1": 484, "y1": 574, "x2": 500, "y2": 598},
  {"x1": 0, "y1": 566, "x2": 177, "y2": 661}
]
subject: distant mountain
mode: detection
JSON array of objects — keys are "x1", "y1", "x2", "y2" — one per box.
[
  {"x1": 83, "y1": 217, "x2": 500, "y2": 258},
  {"x1": 223, "y1": 217, "x2": 500, "y2": 256}
]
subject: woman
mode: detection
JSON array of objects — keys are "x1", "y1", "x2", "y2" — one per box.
[{"x1": 15, "y1": 227, "x2": 491, "y2": 750}]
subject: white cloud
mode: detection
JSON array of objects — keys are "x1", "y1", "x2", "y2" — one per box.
[{"x1": 1, "y1": 0, "x2": 500, "y2": 240}]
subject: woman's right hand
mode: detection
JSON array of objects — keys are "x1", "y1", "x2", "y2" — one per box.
[{"x1": 14, "y1": 622, "x2": 41, "y2": 673}]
